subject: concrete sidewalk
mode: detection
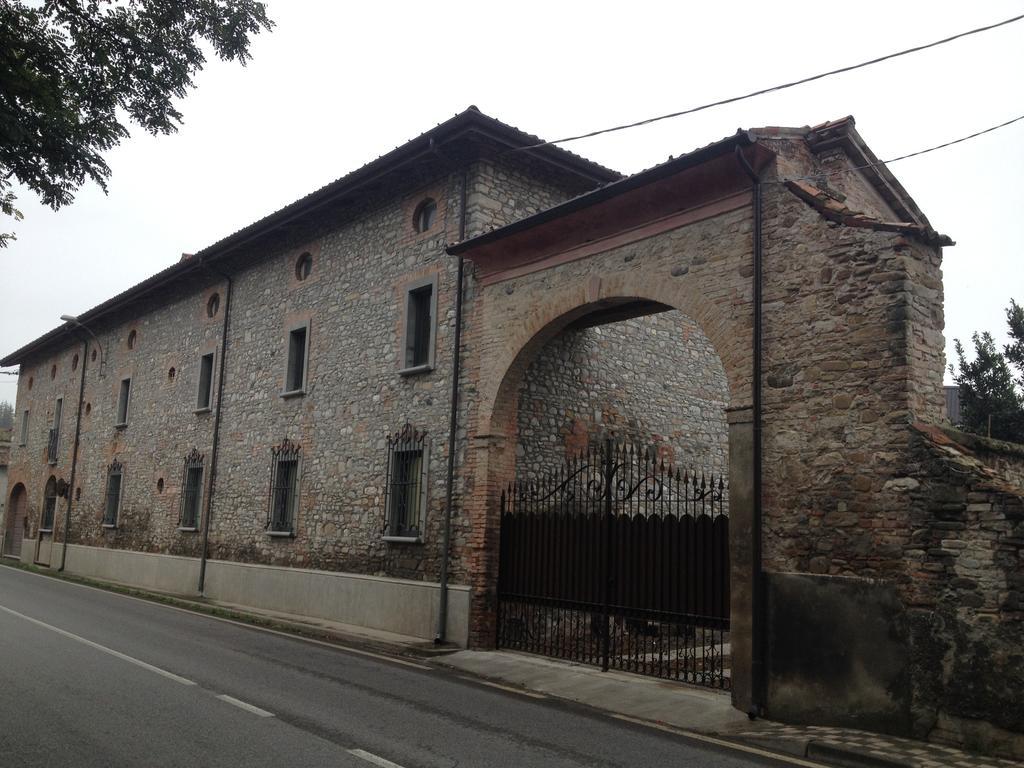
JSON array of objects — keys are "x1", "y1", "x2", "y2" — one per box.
[{"x1": 438, "y1": 650, "x2": 1021, "y2": 768}]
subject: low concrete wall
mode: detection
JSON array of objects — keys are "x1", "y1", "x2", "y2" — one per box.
[
  {"x1": 765, "y1": 572, "x2": 910, "y2": 734},
  {"x1": 54, "y1": 544, "x2": 471, "y2": 646}
]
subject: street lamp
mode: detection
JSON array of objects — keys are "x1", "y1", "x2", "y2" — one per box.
[{"x1": 60, "y1": 314, "x2": 105, "y2": 377}]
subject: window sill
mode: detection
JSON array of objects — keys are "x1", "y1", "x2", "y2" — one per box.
[
  {"x1": 383, "y1": 535, "x2": 423, "y2": 544},
  {"x1": 101, "y1": 523, "x2": 117, "y2": 530},
  {"x1": 398, "y1": 364, "x2": 433, "y2": 377},
  {"x1": 266, "y1": 530, "x2": 294, "y2": 538},
  {"x1": 279, "y1": 388, "x2": 305, "y2": 399},
  {"x1": 47, "y1": 460, "x2": 57, "y2": 466},
  {"x1": 194, "y1": 407, "x2": 212, "y2": 415},
  {"x1": 114, "y1": 423, "x2": 128, "y2": 430},
  {"x1": 38, "y1": 527, "x2": 53, "y2": 534},
  {"x1": 177, "y1": 526, "x2": 199, "y2": 533}
]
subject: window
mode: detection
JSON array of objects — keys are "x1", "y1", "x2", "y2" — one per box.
[
  {"x1": 47, "y1": 398, "x2": 62, "y2": 464},
  {"x1": 413, "y1": 198, "x2": 437, "y2": 233},
  {"x1": 207, "y1": 292, "x2": 220, "y2": 318},
  {"x1": 116, "y1": 377, "x2": 131, "y2": 425},
  {"x1": 19, "y1": 409, "x2": 28, "y2": 446},
  {"x1": 295, "y1": 252, "x2": 313, "y2": 281},
  {"x1": 179, "y1": 449, "x2": 204, "y2": 530},
  {"x1": 127, "y1": 329, "x2": 137, "y2": 349},
  {"x1": 267, "y1": 440, "x2": 300, "y2": 535},
  {"x1": 196, "y1": 353, "x2": 215, "y2": 411},
  {"x1": 384, "y1": 424, "x2": 428, "y2": 540},
  {"x1": 401, "y1": 278, "x2": 436, "y2": 373},
  {"x1": 103, "y1": 461, "x2": 123, "y2": 527},
  {"x1": 41, "y1": 476, "x2": 57, "y2": 532},
  {"x1": 283, "y1": 324, "x2": 309, "y2": 395}
]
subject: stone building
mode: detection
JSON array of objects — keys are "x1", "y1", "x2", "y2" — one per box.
[{"x1": 3, "y1": 109, "x2": 1022, "y2": 757}]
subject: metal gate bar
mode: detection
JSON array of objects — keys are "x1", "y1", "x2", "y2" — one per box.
[{"x1": 497, "y1": 439, "x2": 730, "y2": 689}]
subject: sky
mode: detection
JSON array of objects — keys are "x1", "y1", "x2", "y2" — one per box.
[{"x1": 2, "y1": 1, "x2": 1023, "y2": 406}]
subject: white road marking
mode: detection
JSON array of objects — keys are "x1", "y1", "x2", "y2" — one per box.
[
  {"x1": 611, "y1": 714, "x2": 830, "y2": 767},
  {"x1": 1, "y1": 565, "x2": 433, "y2": 670},
  {"x1": 0, "y1": 602, "x2": 196, "y2": 686},
  {"x1": 347, "y1": 749, "x2": 406, "y2": 768},
  {"x1": 459, "y1": 675, "x2": 548, "y2": 699},
  {"x1": 215, "y1": 694, "x2": 274, "y2": 718}
]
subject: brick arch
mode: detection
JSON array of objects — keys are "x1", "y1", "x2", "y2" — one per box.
[
  {"x1": 478, "y1": 275, "x2": 748, "y2": 442},
  {"x1": 4, "y1": 483, "x2": 27, "y2": 558}
]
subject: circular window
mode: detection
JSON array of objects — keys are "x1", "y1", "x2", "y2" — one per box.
[
  {"x1": 413, "y1": 198, "x2": 437, "y2": 233},
  {"x1": 295, "y1": 252, "x2": 313, "y2": 281},
  {"x1": 127, "y1": 329, "x2": 137, "y2": 349},
  {"x1": 72, "y1": 353, "x2": 79, "y2": 371},
  {"x1": 27, "y1": 376, "x2": 33, "y2": 390},
  {"x1": 50, "y1": 364, "x2": 57, "y2": 379},
  {"x1": 168, "y1": 367, "x2": 176, "y2": 381},
  {"x1": 157, "y1": 478, "x2": 165, "y2": 494},
  {"x1": 85, "y1": 402, "x2": 91, "y2": 415},
  {"x1": 91, "y1": 348, "x2": 98, "y2": 362},
  {"x1": 207, "y1": 293, "x2": 220, "y2": 318}
]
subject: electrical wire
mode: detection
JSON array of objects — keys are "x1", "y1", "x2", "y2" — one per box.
[
  {"x1": 515, "y1": 12, "x2": 1024, "y2": 151},
  {"x1": 776, "y1": 113, "x2": 1024, "y2": 184}
]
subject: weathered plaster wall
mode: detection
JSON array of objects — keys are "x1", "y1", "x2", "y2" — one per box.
[{"x1": 515, "y1": 310, "x2": 729, "y2": 480}]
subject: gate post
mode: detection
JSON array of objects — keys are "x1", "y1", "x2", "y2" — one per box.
[
  {"x1": 601, "y1": 437, "x2": 614, "y2": 672},
  {"x1": 727, "y1": 406, "x2": 756, "y2": 713}
]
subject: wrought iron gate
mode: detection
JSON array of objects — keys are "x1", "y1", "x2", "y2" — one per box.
[{"x1": 497, "y1": 440, "x2": 730, "y2": 689}]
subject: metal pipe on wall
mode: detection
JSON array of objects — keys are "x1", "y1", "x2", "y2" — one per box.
[
  {"x1": 735, "y1": 145, "x2": 765, "y2": 717},
  {"x1": 58, "y1": 338, "x2": 88, "y2": 572},
  {"x1": 436, "y1": 167, "x2": 468, "y2": 644},
  {"x1": 198, "y1": 261, "x2": 233, "y2": 595}
]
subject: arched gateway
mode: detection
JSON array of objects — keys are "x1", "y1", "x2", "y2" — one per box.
[
  {"x1": 4, "y1": 483, "x2": 27, "y2": 559},
  {"x1": 449, "y1": 120, "x2": 954, "y2": 722}
]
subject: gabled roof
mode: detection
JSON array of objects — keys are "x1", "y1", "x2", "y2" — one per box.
[{"x1": 2, "y1": 107, "x2": 621, "y2": 367}]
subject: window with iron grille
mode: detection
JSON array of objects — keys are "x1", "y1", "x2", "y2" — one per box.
[
  {"x1": 267, "y1": 439, "x2": 300, "y2": 535},
  {"x1": 41, "y1": 476, "x2": 57, "y2": 531},
  {"x1": 103, "y1": 460, "x2": 123, "y2": 527},
  {"x1": 383, "y1": 424, "x2": 428, "y2": 541},
  {"x1": 179, "y1": 448, "x2": 204, "y2": 530}
]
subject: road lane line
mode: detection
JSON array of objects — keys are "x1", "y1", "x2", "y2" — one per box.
[
  {"x1": 348, "y1": 749, "x2": 406, "y2": 768},
  {"x1": 610, "y1": 714, "x2": 829, "y2": 768},
  {"x1": 0, "y1": 603, "x2": 196, "y2": 687},
  {"x1": 215, "y1": 694, "x2": 275, "y2": 718},
  {"x1": 0, "y1": 565, "x2": 433, "y2": 671},
  {"x1": 459, "y1": 676, "x2": 548, "y2": 699}
]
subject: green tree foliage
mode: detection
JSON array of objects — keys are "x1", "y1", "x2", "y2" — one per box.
[
  {"x1": 950, "y1": 299, "x2": 1024, "y2": 443},
  {"x1": 0, "y1": 0, "x2": 273, "y2": 245},
  {"x1": 0, "y1": 400, "x2": 13, "y2": 430}
]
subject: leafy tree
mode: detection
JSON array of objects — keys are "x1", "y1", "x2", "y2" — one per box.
[
  {"x1": 0, "y1": 400, "x2": 12, "y2": 430},
  {"x1": 950, "y1": 299, "x2": 1024, "y2": 443},
  {"x1": 0, "y1": 0, "x2": 274, "y2": 245}
]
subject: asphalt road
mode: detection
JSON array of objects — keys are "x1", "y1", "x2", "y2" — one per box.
[{"x1": 0, "y1": 565, "x2": 791, "y2": 767}]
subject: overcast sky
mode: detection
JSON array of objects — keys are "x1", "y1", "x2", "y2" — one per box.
[{"x1": 2, "y1": 1, "x2": 1023, "y2": 406}]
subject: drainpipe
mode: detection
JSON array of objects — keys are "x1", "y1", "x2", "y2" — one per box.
[
  {"x1": 58, "y1": 338, "x2": 88, "y2": 572},
  {"x1": 197, "y1": 261, "x2": 233, "y2": 595},
  {"x1": 735, "y1": 144, "x2": 765, "y2": 717},
  {"x1": 435, "y1": 167, "x2": 468, "y2": 644}
]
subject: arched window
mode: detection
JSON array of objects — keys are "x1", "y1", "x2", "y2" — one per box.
[{"x1": 413, "y1": 198, "x2": 437, "y2": 233}]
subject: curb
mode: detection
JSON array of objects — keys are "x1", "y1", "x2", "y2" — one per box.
[{"x1": 806, "y1": 741, "x2": 908, "y2": 768}]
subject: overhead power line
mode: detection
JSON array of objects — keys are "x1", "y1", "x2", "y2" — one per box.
[
  {"x1": 779, "y1": 113, "x2": 1024, "y2": 184},
  {"x1": 517, "y1": 12, "x2": 1024, "y2": 151}
]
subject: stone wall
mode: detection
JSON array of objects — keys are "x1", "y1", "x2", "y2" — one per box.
[
  {"x1": 5, "y1": 152, "x2": 590, "y2": 586},
  {"x1": 515, "y1": 310, "x2": 729, "y2": 481}
]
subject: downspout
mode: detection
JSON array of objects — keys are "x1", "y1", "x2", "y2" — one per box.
[
  {"x1": 735, "y1": 144, "x2": 765, "y2": 717},
  {"x1": 197, "y1": 260, "x2": 233, "y2": 595},
  {"x1": 58, "y1": 338, "x2": 88, "y2": 572},
  {"x1": 435, "y1": 167, "x2": 468, "y2": 643}
]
